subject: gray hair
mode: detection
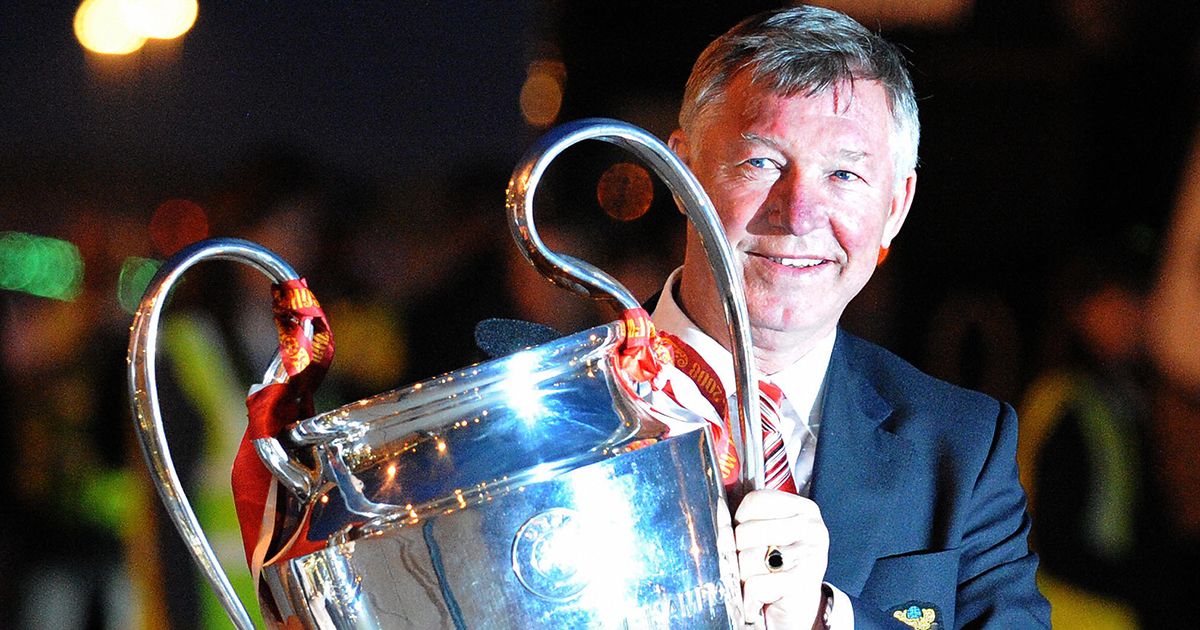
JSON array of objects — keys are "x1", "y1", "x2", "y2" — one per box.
[{"x1": 679, "y1": 5, "x2": 920, "y2": 173}]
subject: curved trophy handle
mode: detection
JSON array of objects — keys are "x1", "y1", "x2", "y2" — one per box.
[
  {"x1": 506, "y1": 117, "x2": 764, "y2": 492},
  {"x1": 127, "y1": 237, "x2": 307, "y2": 630}
]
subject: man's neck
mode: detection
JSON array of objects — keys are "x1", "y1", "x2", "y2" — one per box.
[
  {"x1": 674, "y1": 273, "x2": 831, "y2": 375},
  {"x1": 743, "y1": 326, "x2": 834, "y2": 375}
]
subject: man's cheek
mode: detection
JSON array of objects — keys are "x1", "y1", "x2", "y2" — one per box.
[
  {"x1": 717, "y1": 197, "x2": 767, "y2": 236},
  {"x1": 715, "y1": 205, "x2": 750, "y2": 240},
  {"x1": 832, "y1": 214, "x2": 883, "y2": 254}
]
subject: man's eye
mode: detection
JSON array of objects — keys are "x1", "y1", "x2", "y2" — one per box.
[
  {"x1": 831, "y1": 169, "x2": 861, "y2": 182},
  {"x1": 745, "y1": 157, "x2": 778, "y2": 169}
]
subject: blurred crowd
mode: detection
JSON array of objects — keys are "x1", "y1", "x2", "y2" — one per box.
[
  {"x1": 1014, "y1": 131, "x2": 1200, "y2": 627},
  {"x1": 1, "y1": 1, "x2": 1199, "y2": 628}
]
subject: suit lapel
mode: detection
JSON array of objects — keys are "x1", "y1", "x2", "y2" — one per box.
[{"x1": 810, "y1": 334, "x2": 921, "y2": 595}]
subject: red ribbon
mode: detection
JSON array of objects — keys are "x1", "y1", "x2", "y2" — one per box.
[
  {"x1": 615, "y1": 308, "x2": 673, "y2": 383},
  {"x1": 613, "y1": 308, "x2": 741, "y2": 484},
  {"x1": 231, "y1": 278, "x2": 334, "y2": 567},
  {"x1": 657, "y1": 331, "x2": 740, "y2": 486}
]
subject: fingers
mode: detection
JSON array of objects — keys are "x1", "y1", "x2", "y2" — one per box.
[
  {"x1": 733, "y1": 490, "x2": 826, "y2": 553},
  {"x1": 733, "y1": 490, "x2": 830, "y2": 629},
  {"x1": 743, "y1": 569, "x2": 810, "y2": 607},
  {"x1": 734, "y1": 511, "x2": 826, "y2": 552},
  {"x1": 737, "y1": 540, "x2": 809, "y2": 579},
  {"x1": 735, "y1": 488, "x2": 822, "y2": 525},
  {"x1": 741, "y1": 556, "x2": 826, "y2": 629}
]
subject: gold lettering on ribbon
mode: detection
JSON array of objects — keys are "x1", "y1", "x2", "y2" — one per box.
[
  {"x1": 310, "y1": 330, "x2": 332, "y2": 363},
  {"x1": 279, "y1": 333, "x2": 300, "y2": 357},
  {"x1": 673, "y1": 351, "x2": 690, "y2": 369},
  {"x1": 719, "y1": 453, "x2": 737, "y2": 478},
  {"x1": 286, "y1": 286, "x2": 319, "y2": 311},
  {"x1": 688, "y1": 365, "x2": 724, "y2": 401}
]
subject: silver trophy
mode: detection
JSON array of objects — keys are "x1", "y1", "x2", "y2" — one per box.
[{"x1": 128, "y1": 119, "x2": 767, "y2": 628}]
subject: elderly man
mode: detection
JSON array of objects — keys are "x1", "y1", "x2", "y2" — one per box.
[{"x1": 652, "y1": 6, "x2": 1051, "y2": 628}]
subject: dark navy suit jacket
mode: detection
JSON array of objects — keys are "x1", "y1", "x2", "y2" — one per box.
[{"x1": 817, "y1": 330, "x2": 1050, "y2": 628}]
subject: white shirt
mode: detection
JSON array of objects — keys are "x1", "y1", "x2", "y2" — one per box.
[
  {"x1": 650, "y1": 268, "x2": 836, "y2": 493},
  {"x1": 650, "y1": 267, "x2": 853, "y2": 628}
]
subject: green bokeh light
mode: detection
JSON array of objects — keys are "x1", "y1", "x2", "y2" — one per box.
[
  {"x1": 118, "y1": 257, "x2": 163, "y2": 314},
  {"x1": 0, "y1": 232, "x2": 84, "y2": 301}
]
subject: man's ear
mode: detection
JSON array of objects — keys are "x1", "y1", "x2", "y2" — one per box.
[
  {"x1": 668, "y1": 129, "x2": 691, "y2": 166},
  {"x1": 667, "y1": 129, "x2": 695, "y2": 215},
  {"x1": 881, "y1": 169, "x2": 917, "y2": 248}
]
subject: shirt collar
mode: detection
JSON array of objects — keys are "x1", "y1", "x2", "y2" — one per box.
[{"x1": 650, "y1": 267, "x2": 836, "y2": 425}]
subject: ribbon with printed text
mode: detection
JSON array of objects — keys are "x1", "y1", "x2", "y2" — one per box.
[{"x1": 231, "y1": 278, "x2": 334, "y2": 576}]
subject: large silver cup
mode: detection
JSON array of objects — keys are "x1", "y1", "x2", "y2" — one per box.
[{"x1": 129, "y1": 119, "x2": 765, "y2": 628}]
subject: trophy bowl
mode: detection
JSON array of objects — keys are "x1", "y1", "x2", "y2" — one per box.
[{"x1": 256, "y1": 321, "x2": 737, "y2": 628}]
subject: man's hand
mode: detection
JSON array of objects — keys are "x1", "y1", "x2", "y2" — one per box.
[{"x1": 735, "y1": 489, "x2": 830, "y2": 629}]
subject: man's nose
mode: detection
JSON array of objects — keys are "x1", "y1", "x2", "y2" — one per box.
[{"x1": 768, "y1": 170, "x2": 825, "y2": 234}]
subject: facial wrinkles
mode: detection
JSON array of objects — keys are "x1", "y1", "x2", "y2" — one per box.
[
  {"x1": 678, "y1": 80, "x2": 916, "y2": 374},
  {"x1": 744, "y1": 100, "x2": 893, "y2": 305},
  {"x1": 749, "y1": 133, "x2": 876, "y2": 244},
  {"x1": 828, "y1": 79, "x2": 915, "y2": 176},
  {"x1": 802, "y1": 86, "x2": 912, "y2": 182},
  {"x1": 694, "y1": 71, "x2": 912, "y2": 175}
]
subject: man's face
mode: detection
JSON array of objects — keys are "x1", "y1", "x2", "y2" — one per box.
[{"x1": 672, "y1": 72, "x2": 916, "y2": 360}]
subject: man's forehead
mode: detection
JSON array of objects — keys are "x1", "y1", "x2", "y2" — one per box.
[
  {"x1": 739, "y1": 131, "x2": 875, "y2": 161},
  {"x1": 687, "y1": 72, "x2": 895, "y2": 156},
  {"x1": 739, "y1": 74, "x2": 885, "y2": 117}
]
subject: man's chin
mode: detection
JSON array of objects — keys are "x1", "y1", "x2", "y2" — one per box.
[
  {"x1": 746, "y1": 309, "x2": 834, "y2": 344},
  {"x1": 746, "y1": 304, "x2": 820, "y2": 333}
]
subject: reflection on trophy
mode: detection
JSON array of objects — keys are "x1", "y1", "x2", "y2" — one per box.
[{"x1": 128, "y1": 119, "x2": 768, "y2": 628}]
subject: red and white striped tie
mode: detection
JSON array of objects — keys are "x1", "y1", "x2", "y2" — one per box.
[{"x1": 759, "y1": 380, "x2": 798, "y2": 494}]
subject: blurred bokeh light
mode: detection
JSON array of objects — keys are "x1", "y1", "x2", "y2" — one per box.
[
  {"x1": 117, "y1": 256, "x2": 162, "y2": 314},
  {"x1": 149, "y1": 198, "x2": 208, "y2": 256},
  {"x1": 0, "y1": 232, "x2": 85, "y2": 301},
  {"x1": 813, "y1": 0, "x2": 972, "y2": 27},
  {"x1": 520, "y1": 59, "x2": 565, "y2": 128},
  {"x1": 597, "y1": 162, "x2": 654, "y2": 221},
  {"x1": 74, "y1": 0, "x2": 198, "y2": 55},
  {"x1": 75, "y1": 0, "x2": 147, "y2": 55}
]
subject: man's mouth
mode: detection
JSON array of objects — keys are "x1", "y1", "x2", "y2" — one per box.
[
  {"x1": 769, "y1": 256, "x2": 823, "y2": 268},
  {"x1": 750, "y1": 252, "x2": 827, "y2": 269}
]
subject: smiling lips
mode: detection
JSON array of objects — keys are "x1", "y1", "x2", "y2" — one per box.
[{"x1": 748, "y1": 251, "x2": 829, "y2": 269}]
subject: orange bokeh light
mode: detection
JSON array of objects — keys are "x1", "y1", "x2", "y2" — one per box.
[
  {"x1": 520, "y1": 60, "x2": 565, "y2": 128},
  {"x1": 74, "y1": 0, "x2": 198, "y2": 56},
  {"x1": 597, "y1": 162, "x2": 654, "y2": 222},
  {"x1": 75, "y1": 0, "x2": 147, "y2": 55}
]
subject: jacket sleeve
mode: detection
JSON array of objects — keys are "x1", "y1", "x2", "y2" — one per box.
[{"x1": 952, "y1": 401, "x2": 1050, "y2": 628}]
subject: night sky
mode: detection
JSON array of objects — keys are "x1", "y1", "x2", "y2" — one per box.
[{"x1": 0, "y1": 2, "x2": 530, "y2": 183}]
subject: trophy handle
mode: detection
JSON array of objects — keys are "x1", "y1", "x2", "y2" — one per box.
[
  {"x1": 127, "y1": 237, "x2": 311, "y2": 630},
  {"x1": 506, "y1": 117, "x2": 764, "y2": 492}
]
